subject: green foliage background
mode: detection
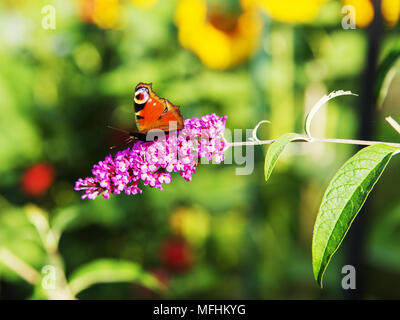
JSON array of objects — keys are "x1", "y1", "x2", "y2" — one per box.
[{"x1": 1, "y1": 0, "x2": 400, "y2": 299}]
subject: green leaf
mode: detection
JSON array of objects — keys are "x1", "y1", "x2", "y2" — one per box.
[
  {"x1": 312, "y1": 144, "x2": 399, "y2": 287},
  {"x1": 264, "y1": 133, "x2": 307, "y2": 182},
  {"x1": 68, "y1": 259, "x2": 163, "y2": 296},
  {"x1": 375, "y1": 40, "x2": 400, "y2": 108}
]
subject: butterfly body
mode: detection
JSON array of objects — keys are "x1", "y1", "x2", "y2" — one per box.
[{"x1": 132, "y1": 83, "x2": 184, "y2": 140}]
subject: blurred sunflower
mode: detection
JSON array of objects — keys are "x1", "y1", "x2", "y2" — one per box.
[
  {"x1": 343, "y1": 0, "x2": 400, "y2": 28},
  {"x1": 77, "y1": 0, "x2": 158, "y2": 29},
  {"x1": 131, "y1": 0, "x2": 158, "y2": 9},
  {"x1": 242, "y1": 0, "x2": 328, "y2": 23},
  {"x1": 175, "y1": 0, "x2": 262, "y2": 70},
  {"x1": 77, "y1": 0, "x2": 121, "y2": 29}
]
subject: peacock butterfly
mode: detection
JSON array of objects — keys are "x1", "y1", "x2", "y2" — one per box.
[
  {"x1": 131, "y1": 82, "x2": 184, "y2": 141},
  {"x1": 109, "y1": 83, "x2": 184, "y2": 147}
]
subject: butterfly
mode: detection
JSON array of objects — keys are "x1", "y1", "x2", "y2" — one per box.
[
  {"x1": 109, "y1": 83, "x2": 184, "y2": 147},
  {"x1": 132, "y1": 82, "x2": 184, "y2": 140}
]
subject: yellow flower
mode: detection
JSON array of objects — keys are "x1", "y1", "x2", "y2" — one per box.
[
  {"x1": 77, "y1": 0, "x2": 121, "y2": 29},
  {"x1": 343, "y1": 0, "x2": 374, "y2": 27},
  {"x1": 242, "y1": 0, "x2": 328, "y2": 23},
  {"x1": 175, "y1": 0, "x2": 262, "y2": 70},
  {"x1": 170, "y1": 207, "x2": 210, "y2": 247},
  {"x1": 343, "y1": 0, "x2": 400, "y2": 27},
  {"x1": 77, "y1": 0, "x2": 158, "y2": 29},
  {"x1": 381, "y1": 0, "x2": 400, "y2": 27},
  {"x1": 131, "y1": 0, "x2": 158, "y2": 9}
]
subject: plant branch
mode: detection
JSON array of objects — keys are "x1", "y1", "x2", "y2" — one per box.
[
  {"x1": 225, "y1": 91, "x2": 400, "y2": 150},
  {"x1": 0, "y1": 248, "x2": 40, "y2": 285},
  {"x1": 386, "y1": 116, "x2": 400, "y2": 135},
  {"x1": 225, "y1": 113, "x2": 400, "y2": 149},
  {"x1": 226, "y1": 136, "x2": 400, "y2": 149}
]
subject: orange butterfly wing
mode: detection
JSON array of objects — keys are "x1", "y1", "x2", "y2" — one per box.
[{"x1": 134, "y1": 83, "x2": 184, "y2": 134}]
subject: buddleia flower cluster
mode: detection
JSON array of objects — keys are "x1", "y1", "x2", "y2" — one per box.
[{"x1": 74, "y1": 114, "x2": 227, "y2": 199}]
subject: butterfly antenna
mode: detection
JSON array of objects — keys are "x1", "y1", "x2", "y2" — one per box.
[
  {"x1": 109, "y1": 135, "x2": 136, "y2": 150},
  {"x1": 125, "y1": 136, "x2": 136, "y2": 145},
  {"x1": 107, "y1": 125, "x2": 131, "y2": 135},
  {"x1": 107, "y1": 125, "x2": 133, "y2": 150}
]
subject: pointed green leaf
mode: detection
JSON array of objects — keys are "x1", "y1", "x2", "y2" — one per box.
[
  {"x1": 264, "y1": 133, "x2": 307, "y2": 182},
  {"x1": 375, "y1": 40, "x2": 400, "y2": 108},
  {"x1": 68, "y1": 259, "x2": 163, "y2": 296},
  {"x1": 312, "y1": 144, "x2": 399, "y2": 287}
]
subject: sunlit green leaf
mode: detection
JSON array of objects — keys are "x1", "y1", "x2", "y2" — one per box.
[
  {"x1": 375, "y1": 40, "x2": 400, "y2": 108},
  {"x1": 312, "y1": 144, "x2": 399, "y2": 287},
  {"x1": 264, "y1": 133, "x2": 306, "y2": 182},
  {"x1": 68, "y1": 259, "x2": 163, "y2": 296}
]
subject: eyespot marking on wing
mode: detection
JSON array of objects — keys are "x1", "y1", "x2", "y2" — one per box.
[{"x1": 134, "y1": 87, "x2": 149, "y2": 104}]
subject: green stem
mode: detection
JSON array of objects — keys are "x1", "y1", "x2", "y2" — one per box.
[
  {"x1": 226, "y1": 137, "x2": 400, "y2": 149},
  {"x1": 0, "y1": 248, "x2": 39, "y2": 285}
]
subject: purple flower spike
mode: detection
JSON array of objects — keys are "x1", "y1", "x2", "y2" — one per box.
[{"x1": 74, "y1": 114, "x2": 227, "y2": 200}]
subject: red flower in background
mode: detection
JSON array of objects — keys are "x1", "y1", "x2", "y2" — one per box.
[
  {"x1": 21, "y1": 163, "x2": 55, "y2": 196},
  {"x1": 160, "y1": 237, "x2": 193, "y2": 272}
]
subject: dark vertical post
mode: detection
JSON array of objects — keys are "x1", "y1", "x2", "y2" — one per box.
[
  {"x1": 241, "y1": 15, "x2": 271, "y2": 299},
  {"x1": 346, "y1": 0, "x2": 383, "y2": 299}
]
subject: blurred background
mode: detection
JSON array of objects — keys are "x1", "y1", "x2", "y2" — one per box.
[{"x1": 0, "y1": 0, "x2": 400, "y2": 299}]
